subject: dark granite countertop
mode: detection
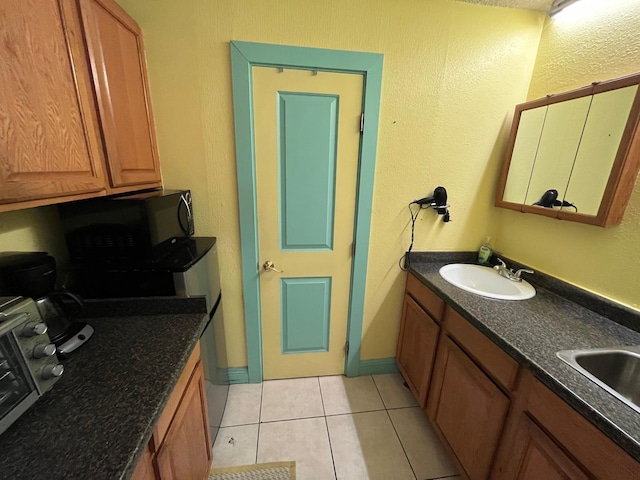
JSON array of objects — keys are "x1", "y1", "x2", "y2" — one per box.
[
  {"x1": 407, "y1": 253, "x2": 640, "y2": 462},
  {"x1": 0, "y1": 297, "x2": 208, "y2": 480}
]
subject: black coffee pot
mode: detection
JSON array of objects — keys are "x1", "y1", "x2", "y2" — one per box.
[{"x1": 34, "y1": 291, "x2": 84, "y2": 344}]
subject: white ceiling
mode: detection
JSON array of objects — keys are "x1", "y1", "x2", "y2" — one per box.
[{"x1": 457, "y1": 0, "x2": 555, "y2": 13}]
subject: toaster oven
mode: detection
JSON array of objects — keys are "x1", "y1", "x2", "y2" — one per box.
[{"x1": 0, "y1": 297, "x2": 64, "y2": 435}]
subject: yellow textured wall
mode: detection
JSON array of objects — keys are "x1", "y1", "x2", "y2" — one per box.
[
  {"x1": 0, "y1": 207, "x2": 67, "y2": 264},
  {"x1": 117, "y1": 0, "x2": 543, "y2": 365},
  {"x1": 495, "y1": 0, "x2": 640, "y2": 310}
]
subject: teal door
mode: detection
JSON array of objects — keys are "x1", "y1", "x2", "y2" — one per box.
[{"x1": 230, "y1": 41, "x2": 383, "y2": 382}]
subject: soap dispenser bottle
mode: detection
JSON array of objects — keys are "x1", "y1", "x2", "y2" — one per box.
[{"x1": 478, "y1": 237, "x2": 493, "y2": 265}]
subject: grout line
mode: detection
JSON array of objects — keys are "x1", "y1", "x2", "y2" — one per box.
[
  {"x1": 371, "y1": 373, "x2": 390, "y2": 409},
  {"x1": 259, "y1": 414, "x2": 328, "y2": 424},
  {"x1": 386, "y1": 404, "x2": 419, "y2": 410},
  {"x1": 258, "y1": 380, "x2": 265, "y2": 423},
  {"x1": 324, "y1": 414, "x2": 339, "y2": 480},
  {"x1": 317, "y1": 376, "x2": 327, "y2": 417},
  {"x1": 318, "y1": 376, "x2": 338, "y2": 480},
  {"x1": 324, "y1": 406, "x2": 387, "y2": 417},
  {"x1": 255, "y1": 380, "x2": 264, "y2": 464},
  {"x1": 219, "y1": 421, "x2": 261, "y2": 427},
  {"x1": 385, "y1": 408, "x2": 419, "y2": 480}
]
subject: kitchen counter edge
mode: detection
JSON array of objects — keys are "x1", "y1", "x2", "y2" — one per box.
[{"x1": 0, "y1": 297, "x2": 209, "y2": 480}]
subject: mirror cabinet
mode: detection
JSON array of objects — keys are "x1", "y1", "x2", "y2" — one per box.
[{"x1": 496, "y1": 73, "x2": 640, "y2": 226}]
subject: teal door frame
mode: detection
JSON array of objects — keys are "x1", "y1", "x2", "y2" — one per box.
[{"x1": 230, "y1": 40, "x2": 383, "y2": 382}]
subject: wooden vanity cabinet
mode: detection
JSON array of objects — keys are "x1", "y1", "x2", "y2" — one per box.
[
  {"x1": 427, "y1": 335, "x2": 509, "y2": 480},
  {"x1": 396, "y1": 296, "x2": 440, "y2": 407},
  {"x1": 131, "y1": 342, "x2": 212, "y2": 480},
  {"x1": 131, "y1": 443, "x2": 156, "y2": 480},
  {"x1": 396, "y1": 275, "x2": 444, "y2": 407},
  {"x1": 396, "y1": 272, "x2": 640, "y2": 480},
  {"x1": 427, "y1": 307, "x2": 518, "y2": 480},
  {"x1": 491, "y1": 371, "x2": 638, "y2": 480},
  {"x1": 155, "y1": 361, "x2": 211, "y2": 480}
]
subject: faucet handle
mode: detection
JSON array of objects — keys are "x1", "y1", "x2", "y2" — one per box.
[
  {"x1": 494, "y1": 258, "x2": 507, "y2": 270},
  {"x1": 514, "y1": 268, "x2": 534, "y2": 278}
]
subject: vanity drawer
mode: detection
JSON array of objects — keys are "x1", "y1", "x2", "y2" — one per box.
[
  {"x1": 445, "y1": 307, "x2": 519, "y2": 391},
  {"x1": 406, "y1": 274, "x2": 445, "y2": 322}
]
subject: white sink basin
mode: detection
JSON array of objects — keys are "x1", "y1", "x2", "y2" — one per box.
[{"x1": 439, "y1": 263, "x2": 536, "y2": 300}]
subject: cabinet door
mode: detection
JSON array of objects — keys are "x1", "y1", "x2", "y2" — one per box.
[
  {"x1": 522, "y1": 96, "x2": 592, "y2": 208},
  {"x1": 396, "y1": 295, "x2": 440, "y2": 406},
  {"x1": 493, "y1": 371, "x2": 639, "y2": 480},
  {"x1": 131, "y1": 443, "x2": 157, "y2": 480},
  {"x1": 0, "y1": 0, "x2": 106, "y2": 207},
  {"x1": 493, "y1": 413, "x2": 588, "y2": 480},
  {"x1": 156, "y1": 362, "x2": 212, "y2": 480},
  {"x1": 79, "y1": 0, "x2": 162, "y2": 189},
  {"x1": 427, "y1": 335, "x2": 509, "y2": 480}
]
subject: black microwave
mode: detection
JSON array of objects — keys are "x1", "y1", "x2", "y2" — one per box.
[{"x1": 58, "y1": 189, "x2": 194, "y2": 264}]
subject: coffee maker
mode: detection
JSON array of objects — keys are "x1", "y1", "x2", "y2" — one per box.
[{"x1": 0, "y1": 252, "x2": 94, "y2": 355}]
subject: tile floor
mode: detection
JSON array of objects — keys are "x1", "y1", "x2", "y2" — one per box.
[{"x1": 212, "y1": 373, "x2": 460, "y2": 480}]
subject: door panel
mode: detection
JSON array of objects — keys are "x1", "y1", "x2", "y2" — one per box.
[
  {"x1": 278, "y1": 93, "x2": 338, "y2": 250},
  {"x1": 80, "y1": 0, "x2": 162, "y2": 188},
  {"x1": 253, "y1": 67, "x2": 363, "y2": 379},
  {"x1": 428, "y1": 335, "x2": 510, "y2": 480},
  {"x1": 515, "y1": 417, "x2": 588, "y2": 480},
  {"x1": 396, "y1": 295, "x2": 440, "y2": 407},
  {"x1": 281, "y1": 277, "x2": 331, "y2": 353},
  {"x1": 155, "y1": 362, "x2": 212, "y2": 480},
  {"x1": 0, "y1": 0, "x2": 106, "y2": 204}
]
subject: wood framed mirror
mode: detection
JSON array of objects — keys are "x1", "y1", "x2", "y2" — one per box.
[{"x1": 495, "y1": 72, "x2": 640, "y2": 227}]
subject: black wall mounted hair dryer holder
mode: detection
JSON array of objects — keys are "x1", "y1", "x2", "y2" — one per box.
[{"x1": 412, "y1": 186, "x2": 451, "y2": 222}]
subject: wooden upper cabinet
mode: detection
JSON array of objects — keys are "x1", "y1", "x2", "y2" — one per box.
[
  {"x1": 0, "y1": 0, "x2": 107, "y2": 209},
  {"x1": 79, "y1": 0, "x2": 162, "y2": 190}
]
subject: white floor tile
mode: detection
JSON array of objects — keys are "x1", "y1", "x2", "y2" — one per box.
[
  {"x1": 319, "y1": 375, "x2": 385, "y2": 416},
  {"x1": 257, "y1": 417, "x2": 335, "y2": 480},
  {"x1": 372, "y1": 373, "x2": 418, "y2": 409},
  {"x1": 212, "y1": 424, "x2": 259, "y2": 468},
  {"x1": 388, "y1": 407, "x2": 459, "y2": 480},
  {"x1": 261, "y1": 377, "x2": 324, "y2": 422},
  {"x1": 326, "y1": 411, "x2": 416, "y2": 480},
  {"x1": 220, "y1": 383, "x2": 262, "y2": 427}
]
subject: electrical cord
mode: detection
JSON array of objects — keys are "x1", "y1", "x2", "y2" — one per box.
[
  {"x1": 399, "y1": 202, "x2": 423, "y2": 271},
  {"x1": 562, "y1": 201, "x2": 578, "y2": 212}
]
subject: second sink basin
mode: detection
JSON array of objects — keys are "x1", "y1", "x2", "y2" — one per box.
[
  {"x1": 439, "y1": 263, "x2": 536, "y2": 300},
  {"x1": 557, "y1": 346, "x2": 640, "y2": 415}
]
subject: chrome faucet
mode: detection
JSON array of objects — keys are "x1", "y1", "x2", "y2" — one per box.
[{"x1": 493, "y1": 258, "x2": 534, "y2": 282}]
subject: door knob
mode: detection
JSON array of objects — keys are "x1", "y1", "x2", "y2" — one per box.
[{"x1": 263, "y1": 261, "x2": 283, "y2": 273}]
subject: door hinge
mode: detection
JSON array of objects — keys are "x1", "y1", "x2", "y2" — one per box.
[
  {"x1": 345, "y1": 342, "x2": 350, "y2": 355},
  {"x1": 351, "y1": 242, "x2": 356, "y2": 257},
  {"x1": 360, "y1": 113, "x2": 364, "y2": 133}
]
